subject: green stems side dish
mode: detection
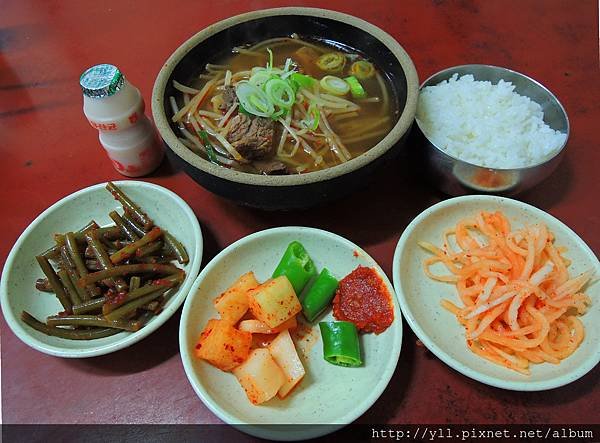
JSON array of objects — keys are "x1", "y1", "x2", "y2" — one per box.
[
  {"x1": 104, "y1": 290, "x2": 165, "y2": 322},
  {"x1": 109, "y1": 227, "x2": 163, "y2": 264},
  {"x1": 109, "y1": 210, "x2": 140, "y2": 242},
  {"x1": 302, "y1": 268, "x2": 339, "y2": 322},
  {"x1": 136, "y1": 240, "x2": 163, "y2": 258},
  {"x1": 319, "y1": 321, "x2": 363, "y2": 367},
  {"x1": 85, "y1": 230, "x2": 128, "y2": 292},
  {"x1": 129, "y1": 276, "x2": 141, "y2": 291},
  {"x1": 106, "y1": 182, "x2": 153, "y2": 231},
  {"x1": 272, "y1": 241, "x2": 317, "y2": 295},
  {"x1": 36, "y1": 256, "x2": 72, "y2": 312},
  {"x1": 25, "y1": 182, "x2": 189, "y2": 340},
  {"x1": 57, "y1": 269, "x2": 82, "y2": 306},
  {"x1": 79, "y1": 264, "x2": 182, "y2": 286},
  {"x1": 59, "y1": 245, "x2": 77, "y2": 271},
  {"x1": 65, "y1": 267, "x2": 92, "y2": 301},
  {"x1": 102, "y1": 275, "x2": 180, "y2": 314},
  {"x1": 65, "y1": 231, "x2": 96, "y2": 300},
  {"x1": 35, "y1": 278, "x2": 53, "y2": 292},
  {"x1": 22, "y1": 312, "x2": 121, "y2": 340},
  {"x1": 163, "y1": 232, "x2": 189, "y2": 264},
  {"x1": 72, "y1": 296, "x2": 107, "y2": 315},
  {"x1": 65, "y1": 232, "x2": 88, "y2": 277},
  {"x1": 41, "y1": 220, "x2": 99, "y2": 259},
  {"x1": 46, "y1": 315, "x2": 141, "y2": 332},
  {"x1": 85, "y1": 231, "x2": 113, "y2": 270},
  {"x1": 53, "y1": 225, "x2": 121, "y2": 251},
  {"x1": 121, "y1": 213, "x2": 146, "y2": 238}
]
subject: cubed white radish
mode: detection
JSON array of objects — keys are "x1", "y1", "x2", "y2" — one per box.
[
  {"x1": 268, "y1": 329, "x2": 305, "y2": 398},
  {"x1": 195, "y1": 319, "x2": 252, "y2": 371},
  {"x1": 214, "y1": 272, "x2": 259, "y2": 324},
  {"x1": 247, "y1": 276, "x2": 302, "y2": 328},
  {"x1": 233, "y1": 348, "x2": 285, "y2": 405},
  {"x1": 238, "y1": 317, "x2": 297, "y2": 334}
]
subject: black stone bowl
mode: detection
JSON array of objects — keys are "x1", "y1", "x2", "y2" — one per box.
[{"x1": 152, "y1": 7, "x2": 419, "y2": 210}]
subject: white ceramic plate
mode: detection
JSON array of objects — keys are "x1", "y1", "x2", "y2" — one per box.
[
  {"x1": 1, "y1": 181, "x2": 202, "y2": 358},
  {"x1": 179, "y1": 227, "x2": 402, "y2": 441},
  {"x1": 393, "y1": 195, "x2": 600, "y2": 391}
]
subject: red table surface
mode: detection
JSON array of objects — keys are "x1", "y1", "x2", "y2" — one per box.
[{"x1": 1, "y1": 0, "x2": 598, "y2": 430}]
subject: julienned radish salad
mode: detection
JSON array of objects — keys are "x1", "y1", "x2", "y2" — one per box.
[{"x1": 194, "y1": 241, "x2": 395, "y2": 405}]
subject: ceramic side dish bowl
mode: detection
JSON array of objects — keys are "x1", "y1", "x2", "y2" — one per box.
[
  {"x1": 179, "y1": 227, "x2": 402, "y2": 440},
  {"x1": 415, "y1": 64, "x2": 569, "y2": 196},
  {"x1": 152, "y1": 7, "x2": 419, "y2": 210},
  {"x1": 393, "y1": 195, "x2": 600, "y2": 391},
  {"x1": 0, "y1": 181, "x2": 203, "y2": 358}
]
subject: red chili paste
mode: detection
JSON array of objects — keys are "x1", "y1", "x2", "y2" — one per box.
[{"x1": 332, "y1": 266, "x2": 394, "y2": 334}]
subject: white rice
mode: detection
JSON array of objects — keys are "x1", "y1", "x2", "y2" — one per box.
[{"x1": 416, "y1": 74, "x2": 567, "y2": 169}]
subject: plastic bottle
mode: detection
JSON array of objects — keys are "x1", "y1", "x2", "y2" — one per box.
[{"x1": 80, "y1": 64, "x2": 163, "y2": 177}]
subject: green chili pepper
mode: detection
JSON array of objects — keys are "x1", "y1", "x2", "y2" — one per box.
[
  {"x1": 319, "y1": 321, "x2": 362, "y2": 367},
  {"x1": 198, "y1": 130, "x2": 219, "y2": 164},
  {"x1": 302, "y1": 268, "x2": 338, "y2": 322},
  {"x1": 272, "y1": 241, "x2": 317, "y2": 295}
]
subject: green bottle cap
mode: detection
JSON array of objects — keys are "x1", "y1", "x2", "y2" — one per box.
[{"x1": 80, "y1": 64, "x2": 124, "y2": 98}]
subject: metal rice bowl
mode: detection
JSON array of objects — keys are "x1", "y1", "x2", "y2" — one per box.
[{"x1": 415, "y1": 64, "x2": 569, "y2": 196}]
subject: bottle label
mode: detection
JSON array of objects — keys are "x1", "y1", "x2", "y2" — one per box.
[
  {"x1": 104, "y1": 131, "x2": 164, "y2": 177},
  {"x1": 87, "y1": 100, "x2": 145, "y2": 131}
]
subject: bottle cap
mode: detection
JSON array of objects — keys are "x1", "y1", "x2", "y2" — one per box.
[{"x1": 80, "y1": 64, "x2": 124, "y2": 98}]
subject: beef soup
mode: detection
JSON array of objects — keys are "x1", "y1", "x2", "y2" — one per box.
[{"x1": 169, "y1": 35, "x2": 396, "y2": 175}]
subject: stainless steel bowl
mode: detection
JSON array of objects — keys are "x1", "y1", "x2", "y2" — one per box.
[{"x1": 415, "y1": 64, "x2": 569, "y2": 195}]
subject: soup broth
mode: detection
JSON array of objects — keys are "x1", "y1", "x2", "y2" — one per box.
[{"x1": 170, "y1": 36, "x2": 396, "y2": 174}]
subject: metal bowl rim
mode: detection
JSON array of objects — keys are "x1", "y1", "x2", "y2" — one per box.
[{"x1": 415, "y1": 63, "x2": 570, "y2": 172}]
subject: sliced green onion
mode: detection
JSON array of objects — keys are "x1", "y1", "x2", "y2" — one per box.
[
  {"x1": 350, "y1": 60, "x2": 375, "y2": 80},
  {"x1": 249, "y1": 70, "x2": 273, "y2": 88},
  {"x1": 235, "y1": 81, "x2": 274, "y2": 117},
  {"x1": 290, "y1": 73, "x2": 316, "y2": 90},
  {"x1": 281, "y1": 58, "x2": 295, "y2": 78},
  {"x1": 301, "y1": 104, "x2": 320, "y2": 131},
  {"x1": 235, "y1": 48, "x2": 299, "y2": 119},
  {"x1": 316, "y1": 52, "x2": 346, "y2": 73},
  {"x1": 238, "y1": 103, "x2": 251, "y2": 116},
  {"x1": 198, "y1": 130, "x2": 219, "y2": 164},
  {"x1": 265, "y1": 78, "x2": 295, "y2": 109},
  {"x1": 345, "y1": 76, "x2": 367, "y2": 99},
  {"x1": 319, "y1": 75, "x2": 350, "y2": 96},
  {"x1": 272, "y1": 108, "x2": 287, "y2": 119}
]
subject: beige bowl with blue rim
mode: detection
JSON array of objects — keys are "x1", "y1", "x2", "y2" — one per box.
[
  {"x1": 179, "y1": 227, "x2": 402, "y2": 440},
  {"x1": 393, "y1": 195, "x2": 600, "y2": 390},
  {"x1": 0, "y1": 181, "x2": 202, "y2": 358}
]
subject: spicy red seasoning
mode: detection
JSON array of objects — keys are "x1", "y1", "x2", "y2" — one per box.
[{"x1": 332, "y1": 266, "x2": 394, "y2": 334}]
